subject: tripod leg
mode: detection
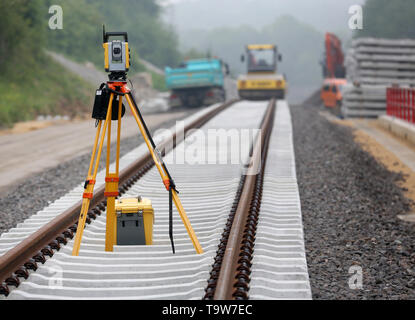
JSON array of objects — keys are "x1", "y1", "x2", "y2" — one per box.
[
  {"x1": 72, "y1": 93, "x2": 114, "y2": 256},
  {"x1": 124, "y1": 93, "x2": 204, "y2": 254},
  {"x1": 104, "y1": 96, "x2": 123, "y2": 252},
  {"x1": 116, "y1": 95, "x2": 122, "y2": 174},
  {"x1": 171, "y1": 189, "x2": 203, "y2": 254},
  {"x1": 169, "y1": 187, "x2": 175, "y2": 254},
  {"x1": 88, "y1": 121, "x2": 102, "y2": 177}
]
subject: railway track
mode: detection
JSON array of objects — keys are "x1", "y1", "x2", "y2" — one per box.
[{"x1": 0, "y1": 99, "x2": 311, "y2": 300}]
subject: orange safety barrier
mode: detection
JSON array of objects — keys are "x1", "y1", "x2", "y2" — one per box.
[{"x1": 387, "y1": 87, "x2": 415, "y2": 123}]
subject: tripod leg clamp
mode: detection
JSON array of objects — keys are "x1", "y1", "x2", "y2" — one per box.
[
  {"x1": 83, "y1": 179, "x2": 96, "y2": 189},
  {"x1": 163, "y1": 179, "x2": 178, "y2": 193},
  {"x1": 163, "y1": 179, "x2": 170, "y2": 191}
]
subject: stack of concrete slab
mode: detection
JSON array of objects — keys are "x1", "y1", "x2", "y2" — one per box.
[{"x1": 342, "y1": 38, "x2": 415, "y2": 117}]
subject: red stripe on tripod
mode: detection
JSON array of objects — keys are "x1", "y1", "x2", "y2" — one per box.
[
  {"x1": 163, "y1": 179, "x2": 170, "y2": 191},
  {"x1": 104, "y1": 192, "x2": 119, "y2": 197}
]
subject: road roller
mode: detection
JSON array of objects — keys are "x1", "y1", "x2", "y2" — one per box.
[{"x1": 237, "y1": 44, "x2": 286, "y2": 100}]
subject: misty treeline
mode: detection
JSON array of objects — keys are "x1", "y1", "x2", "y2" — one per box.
[
  {"x1": 169, "y1": 0, "x2": 364, "y2": 34},
  {"x1": 178, "y1": 0, "x2": 415, "y2": 101},
  {"x1": 180, "y1": 15, "x2": 323, "y2": 97}
]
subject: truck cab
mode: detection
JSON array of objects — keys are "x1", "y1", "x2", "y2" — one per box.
[{"x1": 165, "y1": 58, "x2": 229, "y2": 108}]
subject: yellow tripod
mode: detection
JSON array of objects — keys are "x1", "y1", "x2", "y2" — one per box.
[{"x1": 71, "y1": 80, "x2": 203, "y2": 255}]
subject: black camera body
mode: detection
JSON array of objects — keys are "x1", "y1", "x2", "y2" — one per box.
[{"x1": 92, "y1": 83, "x2": 125, "y2": 121}]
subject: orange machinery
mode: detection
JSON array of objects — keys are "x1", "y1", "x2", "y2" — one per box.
[
  {"x1": 320, "y1": 33, "x2": 347, "y2": 109},
  {"x1": 321, "y1": 78, "x2": 347, "y2": 108}
]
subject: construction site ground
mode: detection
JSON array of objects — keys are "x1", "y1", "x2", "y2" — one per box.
[{"x1": 321, "y1": 110, "x2": 415, "y2": 222}]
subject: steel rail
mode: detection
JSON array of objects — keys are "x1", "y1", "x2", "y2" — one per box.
[{"x1": 212, "y1": 98, "x2": 276, "y2": 300}]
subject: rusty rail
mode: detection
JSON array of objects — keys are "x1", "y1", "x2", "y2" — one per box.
[{"x1": 205, "y1": 99, "x2": 276, "y2": 300}]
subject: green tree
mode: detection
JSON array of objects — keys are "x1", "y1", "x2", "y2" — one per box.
[
  {"x1": 181, "y1": 48, "x2": 207, "y2": 62},
  {"x1": 0, "y1": 0, "x2": 46, "y2": 77},
  {"x1": 0, "y1": 0, "x2": 93, "y2": 127},
  {"x1": 46, "y1": 0, "x2": 107, "y2": 67},
  {"x1": 45, "y1": 0, "x2": 181, "y2": 70}
]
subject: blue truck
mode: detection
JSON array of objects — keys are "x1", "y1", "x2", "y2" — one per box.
[{"x1": 165, "y1": 58, "x2": 229, "y2": 108}]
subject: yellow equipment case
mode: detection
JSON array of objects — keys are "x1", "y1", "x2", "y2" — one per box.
[{"x1": 115, "y1": 197, "x2": 154, "y2": 245}]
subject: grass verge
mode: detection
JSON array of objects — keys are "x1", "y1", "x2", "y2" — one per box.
[{"x1": 0, "y1": 58, "x2": 93, "y2": 128}]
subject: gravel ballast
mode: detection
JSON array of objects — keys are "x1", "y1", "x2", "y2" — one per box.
[
  {"x1": 0, "y1": 109, "x2": 200, "y2": 235},
  {"x1": 291, "y1": 104, "x2": 415, "y2": 299}
]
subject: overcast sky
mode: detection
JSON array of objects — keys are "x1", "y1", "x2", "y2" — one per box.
[{"x1": 161, "y1": 0, "x2": 366, "y2": 34}]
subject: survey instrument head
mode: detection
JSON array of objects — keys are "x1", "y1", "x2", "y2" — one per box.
[{"x1": 102, "y1": 25, "x2": 130, "y2": 80}]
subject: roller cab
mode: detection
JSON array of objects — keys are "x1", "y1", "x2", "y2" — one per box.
[{"x1": 238, "y1": 44, "x2": 286, "y2": 100}]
